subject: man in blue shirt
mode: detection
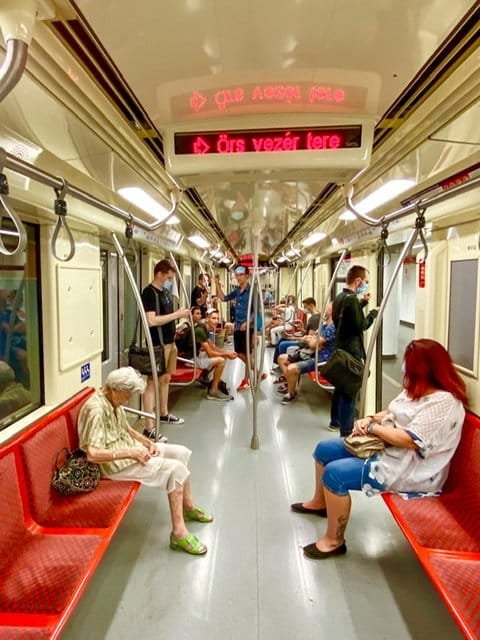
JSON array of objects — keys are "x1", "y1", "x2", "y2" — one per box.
[{"x1": 214, "y1": 265, "x2": 264, "y2": 391}]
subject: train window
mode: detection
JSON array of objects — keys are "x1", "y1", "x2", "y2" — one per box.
[
  {"x1": 0, "y1": 223, "x2": 42, "y2": 430},
  {"x1": 448, "y1": 259, "x2": 478, "y2": 373}
]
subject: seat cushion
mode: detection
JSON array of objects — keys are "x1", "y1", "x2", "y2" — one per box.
[
  {"x1": 0, "y1": 532, "x2": 102, "y2": 614},
  {"x1": 0, "y1": 627, "x2": 53, "y2": 639},
  {"x1": 386, "y1": 490, "x2": 480, "y2": 552},
  {"x1": 426, "y1": 554, "x2": 480, "y2": 639},
  {"x1": 0, "y1": 453, "x2": 28, "y2": 574},
  {"x1": 20, "y1": 418, "x2": 139, "y2": 528}
]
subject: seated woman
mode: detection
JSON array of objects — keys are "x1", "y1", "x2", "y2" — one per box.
[
  {"x1": 292, "y1": 339, "x2": 467, "y2": 560},
  {"x1": 270, "y1": 295, "x2": 297, "y2": 346},
  {"x1": 78, "y1": 366, "x2": 213, "y2": 555}
]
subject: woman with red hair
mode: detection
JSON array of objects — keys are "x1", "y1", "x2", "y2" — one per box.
[{"x1": 292, "y1": 339, "x2": 467, "y2": 560}]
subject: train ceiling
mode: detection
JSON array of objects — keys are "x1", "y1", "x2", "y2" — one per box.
[{"x1": 1, "y1": 0, "x2": 479, "y2": 262}]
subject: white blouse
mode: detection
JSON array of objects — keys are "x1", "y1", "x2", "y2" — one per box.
[{"x1": 364, "y1": 389, "x2": 465, "y2": 495}]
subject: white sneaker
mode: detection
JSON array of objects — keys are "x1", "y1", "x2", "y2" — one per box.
[
  {"x1": 159, "y1": 414, "x2": 185, "y2": 425},
  {"x1": 206, "y1": 389, "x2": 230, "y2": 401}
]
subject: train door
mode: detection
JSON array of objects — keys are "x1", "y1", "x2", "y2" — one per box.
[
  {"x1": 100, "y1": 246, "x2": 139, "y2": 381},
  {"x1": 381, "y1": 242, "x2": 416, "y2": 407},
  {"x1": 100, "y1": 248, "x2": 120, "y2": 380}
]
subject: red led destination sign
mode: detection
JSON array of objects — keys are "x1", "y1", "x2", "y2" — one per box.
[{"x1": 174, "y1": 125, "x2": 362, "y2": 156}]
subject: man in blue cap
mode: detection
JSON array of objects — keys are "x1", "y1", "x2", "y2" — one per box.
[{"x1": 214, "y1": 265, "x2": 265, "y2": 391}]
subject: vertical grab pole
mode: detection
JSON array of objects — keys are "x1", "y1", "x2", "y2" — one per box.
[
  {"x1": 168, "y1": 252, "x2": 198, "y2": 384},
  {"x1": 357, "y1": 227, "x2": 419, "y2": 416},
  {"x1": 112, "y1": 233, "x2": 161, "y2": 439},
  {"x1": 314, "y1": 248, "x2": 348, "y2": 386},
  {"x1": 245, "y1": 268, "x2": 266, "y2": 450}
]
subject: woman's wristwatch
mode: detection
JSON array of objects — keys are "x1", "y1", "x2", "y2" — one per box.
[{"x1": 366, "y1": 421, "x2": 376, "y2": 434}]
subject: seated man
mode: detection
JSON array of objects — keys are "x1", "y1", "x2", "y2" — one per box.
[
  {"x1": 277, "y1": 302, "x2": 335, "y2": 404},
  {"x1": 78, "y1": 367, "x2": 212, "y2": 555},
  {"x1": 271, "y1": 297, "x2": 322, "y2": 373},
  {"x1": 193, "y1": 307, "x2": 237, "y2": 401}
]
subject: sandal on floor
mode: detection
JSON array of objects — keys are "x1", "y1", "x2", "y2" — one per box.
[
  {"x1": 170, "y1": 532, "x2": 207, "y2": 555},
  {"x1": 184, "y1": 506, "x2": 213, "y2": 523}
]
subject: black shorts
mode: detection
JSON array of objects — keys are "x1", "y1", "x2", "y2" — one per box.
[{"x1": 233, "y1": 329, "x2": 253, "y2": 355}]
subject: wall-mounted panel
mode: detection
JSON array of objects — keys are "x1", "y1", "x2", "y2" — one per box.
[{"x1": 57, "y1": 265, "x2": 102, "y2": 371}]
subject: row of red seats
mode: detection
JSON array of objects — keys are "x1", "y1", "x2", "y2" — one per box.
[
  {"x1": 382, "y1": 411, "x2": 480, "y2": 640},
  {"x1": 0, "y1": 388, "x2": 140, "y2": 639}
]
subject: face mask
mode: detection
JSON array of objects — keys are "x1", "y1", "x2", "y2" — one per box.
[
  {"x1": 163, "y1": 280, "x2": 173, "y2": 292},
  {"x1": 356, "y1": 282, "x2": 368, "y2": 295}
]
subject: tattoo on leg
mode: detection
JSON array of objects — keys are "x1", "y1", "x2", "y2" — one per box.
[{"x1": 336, "y1": 515, "x2": 348, "y2": 541}]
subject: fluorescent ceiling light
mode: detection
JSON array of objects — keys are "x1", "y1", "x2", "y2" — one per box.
[
  {"x1": 277, "y1": 256, "x2": 288, "y2": 263},
  {"x1": 211, "y1": 250, "x2": 223, "y2": 258},
  {"x1": 302, "y1": 231, "x2": 327, "y2": 247},
  {"x1": 165, "y1": 215, "x2": 180, "y2": 225},
  {"x1": 340, "y1": 179, "x2": 416, "y2": 220},
  {"x1": 188, "y1": 234, "x2": 210, "y2": 249},
  {"x1": 118, "y1": 187, "x2": 171, "y2": 222},
  {"x1": 286, "y1": 249, "x2": 297, "y2": 257}
]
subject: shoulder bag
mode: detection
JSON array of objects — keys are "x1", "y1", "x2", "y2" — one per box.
[
  {"x1": 128, "y1": 288, "x2": 167, "y2": 375},
  {"x1": 344, "y1": 433, "x2": 386, "y2": 459},
  {"x1": 51, "y1": 448, "x2": 101, "y2": 495},
  {"x1": 319, "y1": 294, "x2": 365, "y2": 396}
]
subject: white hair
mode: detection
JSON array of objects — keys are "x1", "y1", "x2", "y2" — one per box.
[{"x1": 104, "y1": 367, "x2": 146, "y2": 394}]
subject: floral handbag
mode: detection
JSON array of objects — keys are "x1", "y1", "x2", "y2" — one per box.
[{"x1": 51, "y1": 448, "x2": 101, "y2": 496}]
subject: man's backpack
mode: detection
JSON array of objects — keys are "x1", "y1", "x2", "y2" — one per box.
[{"x1": 175, "y1": 322, "x2": 194, "y2": 358}]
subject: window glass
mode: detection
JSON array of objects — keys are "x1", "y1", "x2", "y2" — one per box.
[
  {"x1": 0, "y1": 223, "x2": 42, "y2": 430},
  {"x1": 448, "y1": 259, "x2": 478, "y2": 372}
]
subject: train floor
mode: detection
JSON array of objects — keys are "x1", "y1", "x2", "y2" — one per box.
[{"x1": 63, "y1": 350, "x2": 461, "y2": 640}]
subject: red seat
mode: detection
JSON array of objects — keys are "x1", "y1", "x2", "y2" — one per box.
[
  {"x1": 307, "y1": 370, "x2": 334, "y2": 391},
  {"x1": 20, "y1": 416, "x2": 139, "y2": 529},
  {"x1": 423, "y1": 554, "x2": 480, "y2": 640},
  {"x1": 382, "y1": 411, "x2": 480, "y2": 640},
  {"x1": 170, "y1": 364, "x2": 202, "y2": 384},
  {"x1": 0, "y1": 453, "x2": 102, "y2": 615},
  {"x1": 0, "y1": 389, "x2": 142, "y2": 638}
]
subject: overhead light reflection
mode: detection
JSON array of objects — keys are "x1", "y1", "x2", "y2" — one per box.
[
  {"x1": 188, "y1": 234, "x2": 210, "y2": 249},
  {"x1": 302, "y1": 231, "x2": 327, "y2": 247},
  {"x1": 340, "y1": 179, "x2": 416, "y2": 220},
  {"x1": 118, "y1": 187, "x2": 171, "y2": 222}
]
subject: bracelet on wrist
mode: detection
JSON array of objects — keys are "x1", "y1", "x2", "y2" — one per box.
[{"x1": 367, "y1": 421, "x2": 376, "y2": 434}]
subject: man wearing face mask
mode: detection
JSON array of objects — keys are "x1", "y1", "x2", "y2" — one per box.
[
  {"x1": 141, "y1": 259, "x2": 190, "y2": 438},
  {"x1": 328, "y1": 264, "x2": 378, "y2": 436}
]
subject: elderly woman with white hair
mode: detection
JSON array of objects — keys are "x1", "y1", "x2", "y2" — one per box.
[{"x1": 78, "y1": 367, "x2": 212, "y2": 555}]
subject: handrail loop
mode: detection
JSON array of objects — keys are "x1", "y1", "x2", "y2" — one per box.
[
  {"x1": 51, "y1": 178, "x2": 76, "y2": 262},
  {"x1": 0, "y1": 152, "x2": 28, "y2": 256},
  {"x1": 376, "y1": 222, "x2": 392, "y2": 265},
  {"x1": 357, "y1": 216, "x2": 430, "y2": 416},
  {"x1": 414, "y1": 205, "x2": 429, "y2": 262}
]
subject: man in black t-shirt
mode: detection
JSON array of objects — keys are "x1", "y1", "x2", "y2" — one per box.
[
  {"x1": 190, "y1": 273, "x2": 210, "y2": 318},
  {"x1": 141, "y1": 259, "x2": 190, "y2": 439}
]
